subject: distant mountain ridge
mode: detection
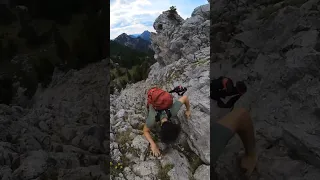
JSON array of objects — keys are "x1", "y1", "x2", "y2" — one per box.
[
  {"x1": 129, "y1": 34, "x2": 140, "y2": 38},
  {"x1": 129, "y1": 30, "x2": 151, "y2": 42},
  {"x1": 114, "y1": 32, "x2": 153, "y2": 53}
]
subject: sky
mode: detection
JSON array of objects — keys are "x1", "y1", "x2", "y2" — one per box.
[{"x1": 110, "y1": 0, "x2": 208, "y2": 39}]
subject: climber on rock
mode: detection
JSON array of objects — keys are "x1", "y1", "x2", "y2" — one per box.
[
  {"x1": 211, "y1": 76, "x2": 247, "y2": 109},
  {"x1": 212, "y1": 108, "x2": 257, "y2": 177},
  {"x1": 142, "y1": 86, "x2": 191, "y2": 157}
]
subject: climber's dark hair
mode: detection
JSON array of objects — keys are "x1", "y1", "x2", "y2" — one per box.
[
  {"x1": 160, "y1": 121, "x2": 181, "y2": 144},
  {"x1": 236, "y1": 81, "x2": 247, "y2": 94}
]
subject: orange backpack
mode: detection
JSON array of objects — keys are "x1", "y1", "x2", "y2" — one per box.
[{"x1": 147, "y1": 87, "x2": 173, "y2": 110}]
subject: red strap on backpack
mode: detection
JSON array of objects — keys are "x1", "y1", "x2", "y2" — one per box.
[
  {"x1": 222, "y1": 78, "x2": 229, "y2": 89},
  {"x1": 147, "y1": 87, "x2": 173, "y2": 110}
]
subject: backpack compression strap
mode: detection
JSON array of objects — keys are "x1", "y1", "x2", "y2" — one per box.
[{"x1": 155, "y1": 109, "x2": 172, "y2": 122}]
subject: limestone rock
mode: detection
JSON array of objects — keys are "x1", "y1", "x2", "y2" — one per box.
[
  {"x1": 12, "y1": 150, "x2": 48, "y2": 179},
  {"x1": 160, "y1": 149, "x2": 191, "y2": 180},
  {"x1": 132, "y1": 160, "x2": 159, "y2": 176},
  {"x1": 193, "y1": 165, "x2": 210, "y2": 180},
  {"x1": 131, "y1": 135, "x2": 149, "y2": 157},
  {"x1": 211, "y1": 0, "x2": 320, "y2": 179}
]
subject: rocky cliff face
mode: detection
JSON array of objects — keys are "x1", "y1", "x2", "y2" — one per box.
[
  {"x1": 110, "y1": 2, "x2": 210, "y2": 180},
  {"x1": 0, "y1": 60, "x2": 109, "y2": 179},
  {"x1": 211, "y1": 0, "x2": 320, "y2": 179}
]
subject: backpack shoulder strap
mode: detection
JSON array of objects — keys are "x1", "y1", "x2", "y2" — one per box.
[{"x1": 165, "y1": 109, "x2": 172, "y2": 120}]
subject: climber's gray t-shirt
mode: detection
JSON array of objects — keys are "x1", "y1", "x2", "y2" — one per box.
[{"x1": 145, "y1": 101, "x2": 183, "y2": 128}]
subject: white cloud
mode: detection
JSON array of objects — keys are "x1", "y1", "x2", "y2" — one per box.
[{"x1": 110, "y1": 0, "x2": 207, "y2": 39}]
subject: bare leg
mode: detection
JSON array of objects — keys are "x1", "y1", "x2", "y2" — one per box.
[{"x1": 217, "y1": 108, "x2": 257, "y2": 177}]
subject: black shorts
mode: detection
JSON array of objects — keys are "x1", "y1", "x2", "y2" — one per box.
[{"x1": 212, "y1": 122, "x2": 235, "y2": 163}]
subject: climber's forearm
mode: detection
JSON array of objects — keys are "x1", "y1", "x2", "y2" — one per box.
[
  {"x1": 143, "y1": 124, "x2": 156, "y2": 146},
  {"x1": 178, "y1": 96, "x2": 190, "y2": 111},
  {"x1": 184, "y1": 97, "x2": 191, "y2": 111}
]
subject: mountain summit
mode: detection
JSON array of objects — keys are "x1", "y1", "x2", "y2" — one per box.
[{"x1": 138, "y1": 30, "x2": 151, "y2": 41}]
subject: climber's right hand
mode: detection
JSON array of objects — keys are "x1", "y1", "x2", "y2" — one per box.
[
  {"x1": 185, "y1": 110, "x2": 191, "y2": 119},
  {"x1": 150, "y1": 143, "x2": 161, "y2": 157}
]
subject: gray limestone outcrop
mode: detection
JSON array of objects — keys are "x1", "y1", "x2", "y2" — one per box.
[
  {"x1": 211, "y1": 0, "x2": 320, "y2": 179},
  {"x1": 0, "y1": 60, "x2": 109, "y2": 179}
]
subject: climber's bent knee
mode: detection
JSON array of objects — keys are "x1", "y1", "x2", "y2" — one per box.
[
  {"x1": 217, "y1": 107, "x2": 249, "y2": 133},
  {"x1": 212, "y1": 108, "x2": 251, "y2": 163}
]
